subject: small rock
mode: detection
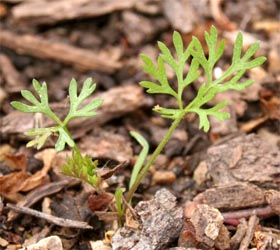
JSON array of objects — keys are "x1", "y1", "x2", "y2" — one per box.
[
  {"x1": 112, "y1": 189, "x2": 183, "y2": 250},
  {"x1": 21, "y1": 236, "x2": 63, "y2": 250},
  {"x1": 152, "y1": 170, "x2": 176, "y2": 184}
]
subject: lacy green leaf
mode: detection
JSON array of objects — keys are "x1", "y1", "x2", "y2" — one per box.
[{"x1": 140, "y1": 25, "x2": 266, "y2": 132}]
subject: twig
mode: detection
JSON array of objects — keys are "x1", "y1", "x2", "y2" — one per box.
[
  {"x1": 230, "y1": 218, "x2": 247, "y2": 250},
  {"x1": 0, "y1": 29, "x2": 120, "y2": 73},
  {"x1": 7, "y1": 203, "x2": 93, "y2": 229},
  {"x1": 8, "y1": 180, "x2": 71, "y2": 221},
  {"x1": 239, "y1": 214, "x2": 259, "y2": 250},
  {"x1": 222, "y1": 206, "x2": 274, "y2": 223}
]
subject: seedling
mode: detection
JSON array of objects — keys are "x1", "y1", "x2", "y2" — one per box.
[
  {"x1": 126, "y1": 26, "x2": 266, "y2": 203},
  {"x1": 11, "y1": 78, "x2": 104, "y2": 189}
]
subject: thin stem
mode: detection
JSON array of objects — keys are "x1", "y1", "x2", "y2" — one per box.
[
  {"x1": 45, "y1": 108, "x2": 64, "y2": 127},
  {"x1": 126, "y1": 110, "x2": 185, "y2": 203}
]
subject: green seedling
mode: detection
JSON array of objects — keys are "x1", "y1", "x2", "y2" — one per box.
[
  {"x1": 11, "y1": 78, "x2": 103, "y2": 188},
  {"x1": 126, "y1": 26, "x2": 266, "y2": 203}
]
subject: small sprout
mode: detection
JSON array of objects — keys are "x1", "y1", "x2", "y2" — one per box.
[
  {"x1": 126, "y1": 26, "x2": 266, "y2": 203},
  {"x1": 11, "y1": 78, "x2": 102, "y2": 152},
  {"x1": 11, "y1": 78, "x2": 103, "y2": 190}
]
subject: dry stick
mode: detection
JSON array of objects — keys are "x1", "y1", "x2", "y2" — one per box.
[
  {"x1": 0, "y1": 30, "x2": 121, "y2": 73},
  {"x1": 222, "y1": 206, "x2": 274, "y2": 221},
  {"x1": 7, "y1": 203, "x2": 93, "y2": 229},
  {"x1": 230, "y1": 218, "x2": 247, "y2": 250},
  {"x1": 8, "y1": 180, "x2": 71, "y2": 221},
  {"x1": 259, "y1": 233, "x2": 273, "y2": 250},
  {"x1": 239, "y1": 214, "x2": 259, "y2": 250}
]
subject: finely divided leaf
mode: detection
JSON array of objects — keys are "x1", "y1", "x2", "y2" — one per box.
[
  {"x1": 190, "y1": 101, "x2": 229, "y2": 132},
  {"x1": 11, "y1": 79, "x2": 52, "y2": 115},
  {"x1": 140, "y1": 55, "x2": 177, "y2": 98},
  {"x1": 64, "y1": 78, "x2": 103, "y2": 123},
  {"x1": 55, "y1": 127, "x2": 75, "y2": 152},
  {"x1": 11, "y1": 101, "x2": 40, "y2": 113},
  {"x1": 232, "y1": 32, "x2": 243, "y2": 64},
  {"x1": 11, "y1": 78, "x2": 103, "y2": 152}
]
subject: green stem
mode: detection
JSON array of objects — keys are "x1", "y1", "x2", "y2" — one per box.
[{"x1": 126, "y1": 110, "x2": 185, "y2": 203}]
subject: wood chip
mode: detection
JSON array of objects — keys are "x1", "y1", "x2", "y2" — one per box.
[
  {"x1": 0, "y1": 53, "x2": 27, "y2": 93},
  {"x1": 152, "y1": 170, "x2": 176, "y2": 184},
  {"x1": 205, "y1": 134, "x2": 280, "y2": 186},
  {"x1": 12, "y1": 0, "x2": 135, "y2": 25},
  {"x1": 190, "y1": 204, "x2": 224, "y2": 247},
  {"x1": 112, "y1": 189, "x2": 183, "y2": 249},
  {"x1": 193, "y1": 183, "x2": 265, "y2": 209},
  {"x1": 0, "y1": 29, "x2": 121, "y2": 73}
]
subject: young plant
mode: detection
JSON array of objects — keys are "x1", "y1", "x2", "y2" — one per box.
[
  {"x1": 126, "y1": 26, "x2": 266, "y2": 203},
  {"x1": 11, "y1": 78, "x2": 104, "y2": 189}
]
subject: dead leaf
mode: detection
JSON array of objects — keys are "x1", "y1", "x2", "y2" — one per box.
[
  {"x1": 261, "y1": 96, "x2": 280, "y2": 120},
  {"x1": 0, "y1": 154, "x2": 28, "y2": 194},
  {"x1": 178, "y1": 219, "x2": 199, "y2": 248},
  {"x1": 3, "y1": 153, "x2": 27, "y2": 171},
  {"x1": 0, "y1": 149, "x2": 56, "y2": 194},
  {"x1": 88, "y1": 192, "x2": 114, "y2": 212},
  {"x1": 18, "y1": 149, "x2": 56, "y2": 192},
  {"x1": 0, "y1": 171, "x2": 27, "y2": 194},
  {"x1": 0, "y1": 144, "x2": 15, "y2": 162}
]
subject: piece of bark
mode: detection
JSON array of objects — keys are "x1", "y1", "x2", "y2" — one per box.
[
  {"x1": 190, "y1": 204, "x2": 224, "y2": 248},
  {"x1": 264, "y1": 190, "x2": 280, "y2": 215},
  {"x1": 78, "y1": 130, "x2": 133, "y2": 163},
  {"x1": 163, "y1": 0, "x2": 200, "y2": 33},
  {"x1": 214, "y1": 224, "x2": 230, "y2": 250},
  {"x1": 11, "y1": 0, "x2": 135, "y2": 25},
  {"x1": 204, "y1": 134, "x2": 280, "y2": 187},
  {"x1": 50, "y1": 192, "x2": 91, "y2": 224},
  {"x1": 121, "y1": 11, "x2": 168, "y2": 46},
  {"x1": 134, "y1": 0, "x2": 162, "y2": 15},
  {"x1": 0, "y1": 29, "x2": 121, "y2": 73},
  {"x1": 193, "y1": 183, "x2": 266, "y2": 210},
  {"x1": 0, "y1": 53, "x2": 27, "y2": 93},
  {"x1": 112, "y1": 188, "x2": 183, "y2": 250},
  {"x1": 0, "y1": 85, "x2": 145, "y2": 139}
]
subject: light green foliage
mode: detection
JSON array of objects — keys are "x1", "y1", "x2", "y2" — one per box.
[
  {"x1": 11, "y1": 77, "x2": 103, "y2": 190},
  {"x1": 11, "y1": 78, "x2": 103, "y2": 151},
  {"x1": 140, "y1": 26, "x2": 266, "y2": 132},
  {"x1": 115, "y1": 188, "x2": 126, "y2": 225},
  {"x1": 126, "y1": 26, "x2": 266, "y2": 204},
  {"x1": 129, "y1": 131, "x2": 149, "y2": 190},
  {"x1": 62, "y1": 147, "x2": 100, "y2": 187}
]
